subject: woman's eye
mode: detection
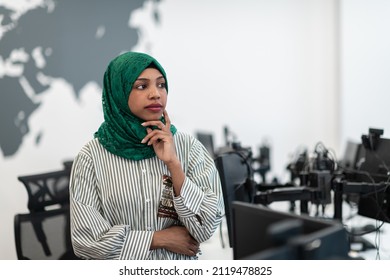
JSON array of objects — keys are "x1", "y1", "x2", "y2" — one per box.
[
  {"x1": 136, "y1": 84, "x2": 146, "y2": 90},
  {"x1": 158, "y1": 82, "x2": 166, "y2": 89}
]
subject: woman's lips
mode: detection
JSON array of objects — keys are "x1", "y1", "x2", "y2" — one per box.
[{"x1": 145, "y1": 104, "x2": 163, "y2": 112}]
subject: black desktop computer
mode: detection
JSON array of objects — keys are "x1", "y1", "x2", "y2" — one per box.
[{"x1": 232, "y1": 201, "x2": 350, "y2": 260}]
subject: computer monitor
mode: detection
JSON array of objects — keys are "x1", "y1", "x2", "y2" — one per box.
[
  {"x1": 360, "y1": 131, "x2": 390, "y2": 177},
  {"x1": 232, "y1": 201, "x2": 350, "y2": 259},
  {"x1": 339, "y1": 140, "x2": 365, "y2": 170},
  {"x1": 195, "y1": 132, "x2": 215, "y2": 158},
  {"x1": 214, "y1": 152, "x2": 254, "y2": 247},
  {"x1": 357, "y1": 131, "x2": 390, "y2": 222}
]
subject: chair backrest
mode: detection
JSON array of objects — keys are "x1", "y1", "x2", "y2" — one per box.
[
  {"x1": 14, "y1": 206, "x2": 80, "y2": 260},
  {"x1": 214, "y1": 152, "x2": 254, "y2": 247},
  {"x1": 18, "y1": 169, "x2": 71, "y2": 212},
  {"x1": 63, "y1": 160, "x2": 74, "y2": 171}
]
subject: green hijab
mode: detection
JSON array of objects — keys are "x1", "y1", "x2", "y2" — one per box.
[{"x1": 95, "y1": 51, "x2": 177, "y2": 160}]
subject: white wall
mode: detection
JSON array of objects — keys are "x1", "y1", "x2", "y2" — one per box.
[
  {"x1": 133, "y1": 0, "x2": 339, "y2": 181},
  {"x1": 3, "y1": 0, "x2": 388, "y2": 260},
  {"x1": 340, "y1": 0, "x2": 390, "y2": 147}
]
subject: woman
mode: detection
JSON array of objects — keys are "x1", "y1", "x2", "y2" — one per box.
[{"x1": 69, "y1": 51, "x2": 224, "y2": 260}]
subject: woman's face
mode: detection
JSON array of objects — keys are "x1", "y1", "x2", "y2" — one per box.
[{"x1": 128, "y1": 67, "x2": 167, "y2": 121}]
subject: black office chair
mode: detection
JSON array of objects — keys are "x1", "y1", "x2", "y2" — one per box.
[
  {"x1": 17, "y1": 169, "x2": 71, "y2": 212},
  {"x1": 214, "y1": 151, "x2": 255, "y2": 247},
  {"x1": 14, "y1": 168, "x2": 80, "y2": 259},
  {"x1": 14, "y1": 206, "x2": 79, "y2": 260},
  {"x1": 63, "y1": 160, "x2": 74, "y2": 171}
]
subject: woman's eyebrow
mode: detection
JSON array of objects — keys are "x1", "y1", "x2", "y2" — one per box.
[
  {"x1": 136, "y1": 75, "x2": 164, "y2": 81},
  {"x1": 136, "y1": 77, "x2": 149, "y2": 81}
]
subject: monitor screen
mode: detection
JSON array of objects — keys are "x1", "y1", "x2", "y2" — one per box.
[
  {"x1": 214, "y1": 152, "x2": 254, "y2": 247},
  {"x1": 232, "y1": 201, "x2": 350, "y2": 259},
  {"x1": 360, "y1": 136, "x2": 390, "y2": 177},
  {"x1": 357, "y1": 135, "x2": 390, "y2": 222},
  {"x1": 340, "y1": 140, "x2": 365, "y2": 170},
  {"x1": 195, "y1": 132, "x2": 215, "y2": 158}
]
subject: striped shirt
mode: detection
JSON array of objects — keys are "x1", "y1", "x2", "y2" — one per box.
[{"x1": 69, "y1": 131, "x2": 224, "y2": 260}]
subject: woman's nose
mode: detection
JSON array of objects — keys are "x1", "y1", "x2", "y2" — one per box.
[{"x1": 148, "y1": 86, "x2": 160, "y2": 99}]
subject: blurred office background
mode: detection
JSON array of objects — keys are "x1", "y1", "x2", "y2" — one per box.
[{"x1": 1, "y1": 0, "x2": 389, "y2": 259}]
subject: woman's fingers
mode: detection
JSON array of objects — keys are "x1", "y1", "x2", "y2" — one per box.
[
  {"x1": 141, "y1": 121, "x2": 166, "y2": 130},
  {"x1": 141, "y1": 129, "x2": 162, "y2": 144},
  {"x1": 141, "y1": 111, "x2": 173, "y2": 145},
  {"x1": 142, "y1": 110, "x2": 171, "y2": 131},
  {"x1": 163, "y1": 110, "x2": 171, "y2": 130}
]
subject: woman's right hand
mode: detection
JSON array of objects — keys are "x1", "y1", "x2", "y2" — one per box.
[{"x1": 151, "y1": 226, "x2": 200, "y2": 256}]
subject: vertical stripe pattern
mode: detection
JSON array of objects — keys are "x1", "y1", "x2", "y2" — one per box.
[{"x1": 69, "y1": 131, "x2": 224, "y2": 260}]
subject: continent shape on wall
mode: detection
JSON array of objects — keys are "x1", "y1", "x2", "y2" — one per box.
[{"x1": 0, "y1": 0, "x2": 159, "y2": 157}]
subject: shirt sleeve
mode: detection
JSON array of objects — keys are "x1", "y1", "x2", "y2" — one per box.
[
  {"x1": 173, "y1": 139, "x2": 224, "y2": 243},
  {"x1": 69, "y1": 150, "x2": 153, "y2": 260}
]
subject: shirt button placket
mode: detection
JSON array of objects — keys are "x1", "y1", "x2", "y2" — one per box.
[{"x1": 142, "y1": 167, "x2": 152, "y2": 231}]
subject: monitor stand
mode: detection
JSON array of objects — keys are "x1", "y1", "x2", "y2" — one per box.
[{"x1": 349, "y1": 224, "x2": 377, "y2": 252}]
